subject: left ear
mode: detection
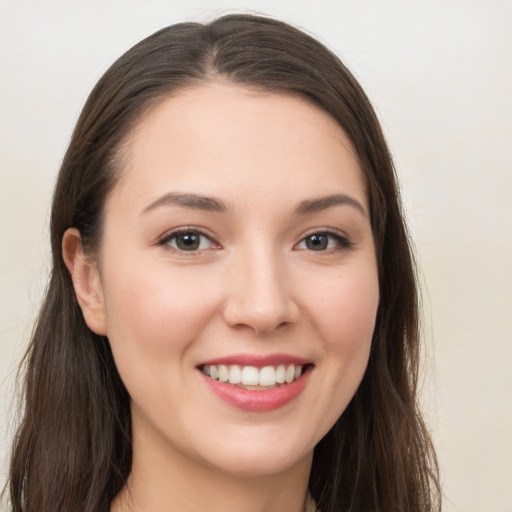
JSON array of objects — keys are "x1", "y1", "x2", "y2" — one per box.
[{"x1": 62, "y1": 228, "x2": 108, "y2": 335}]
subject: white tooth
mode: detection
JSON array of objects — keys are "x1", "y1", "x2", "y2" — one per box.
[
  {"x1": 203, "y1": 365, "x2": 210, "y2": 376},
  {"x1": 275, "y1": 364, "x2": 286, "y2": 384},
  {"x1": 241, "y1": 366, "x2": 259, "y2": 385},
  {"x1": 228, "y1": 365, "x2": 242, "y2": 384},
  {"x1": 295, "y1": 365, "x2": 303, "y2": 379},
  {"x1": 209, "y1": 365, "x2": 219, "y2": 380},
  {"x1": 259, "y1": 366, "x2": 276, "y2": 386},
  {"x1": 285, "y1": 364, "x2": 295, "y2": 383},
  {"x1": 218, "y1": 365, "x2": 229, "y2": 382}
]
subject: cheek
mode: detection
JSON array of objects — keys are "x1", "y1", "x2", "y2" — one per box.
[
  {"x1": 101, "y1": 259, "x2": 220, "y2": 363},
  {"x1": 307, "y1": 268, "x2": 379, "y2": 354}
]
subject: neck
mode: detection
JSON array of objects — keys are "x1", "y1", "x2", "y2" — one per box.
[{"x1": 111, "y1": 421, "x2": 313, "y2": 512}]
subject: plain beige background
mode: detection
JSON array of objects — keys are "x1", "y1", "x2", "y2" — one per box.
[{"x1": 1, "y1": 1, "x2": 511, "y2": 510}]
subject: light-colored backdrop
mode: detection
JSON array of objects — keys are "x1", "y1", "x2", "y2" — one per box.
[{"x1": 1, "y1": 1, "x2": 511, "y2": 510}]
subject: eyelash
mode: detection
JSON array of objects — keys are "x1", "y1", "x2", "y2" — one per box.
[
  {"x1": 295, "y1": 230, "x2": 354, "y2": 253},
  {"x1": 158, "y1": 227, "x2": 219, "y2": 253},
  {"x1": 157, "y1": 228, "x2": 354, "y2": 254}
]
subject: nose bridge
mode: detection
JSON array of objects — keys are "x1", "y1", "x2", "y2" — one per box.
[{"x1": 223, "y1": 242, "x2": 299, "y2": 334}]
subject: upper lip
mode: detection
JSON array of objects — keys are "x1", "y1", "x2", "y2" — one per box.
[{"x1": 197, "y1": 353, "x2": 312, "y2": 368}]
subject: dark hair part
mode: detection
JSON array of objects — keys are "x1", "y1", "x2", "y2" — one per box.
[{"x1": 7, "y1": 14, "x2": 440, "y2": 512}]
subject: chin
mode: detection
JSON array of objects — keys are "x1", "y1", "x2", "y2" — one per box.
[
  {"x1": 206, "y1": 448, "x2": 312, "y2": 478},
  {"x1": 189, "y1": 428, "x2": 315, "y2": 478}
]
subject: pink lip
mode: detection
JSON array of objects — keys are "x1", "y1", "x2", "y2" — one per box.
[
  {"x1": 198, "y1": 353, "x2": 311, "y2": 368},
  {"x1": 200, "y1": 365, "x2": 313, "y2": 412}
]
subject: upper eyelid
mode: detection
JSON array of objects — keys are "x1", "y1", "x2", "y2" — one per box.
[
  {"x1": 296, "y1": 227, "x2": 350, "y2": 243},
  {"x1": 159, "y1": 226, "x2": 216, "y2": 242}
]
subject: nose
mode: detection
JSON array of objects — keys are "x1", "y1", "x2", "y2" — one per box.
[{"x1": 222, "y1": 248, "x2": 300, "y2": 335}]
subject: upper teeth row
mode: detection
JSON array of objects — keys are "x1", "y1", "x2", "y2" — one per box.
[{"x1": 202, "y1": 364, "x2": 303, "y2": 386}]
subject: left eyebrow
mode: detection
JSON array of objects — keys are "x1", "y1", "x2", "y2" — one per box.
[{"x1": 295, "y1": 194, "x2": 367, "y2": 217}]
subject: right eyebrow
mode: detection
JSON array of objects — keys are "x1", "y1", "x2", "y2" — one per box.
[{"x1": 141, "y1": 192, "x2": 229, "y2": 215}]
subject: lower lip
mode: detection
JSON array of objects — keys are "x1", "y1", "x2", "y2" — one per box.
[{"x1": 201, "y1": 368, "x2": 312, "y2": 411}]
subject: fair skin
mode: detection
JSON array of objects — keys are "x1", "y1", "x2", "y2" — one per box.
[{"x1": 63, "y1": 83, "x2": 379, "y2": 512}]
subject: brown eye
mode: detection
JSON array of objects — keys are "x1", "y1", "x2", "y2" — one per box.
[
  {"x1": 296, "y1": 232, "x2": 352, "y2": 252},
  {"x1": 305, "y1": 233, "x2": 329, "y2": 251},
  {"x1": 165, "y1": 231, "x2": 215, "y2": 251},
  {"x1": 175, "y1": 233, "x2": 200, "y2": 250}
]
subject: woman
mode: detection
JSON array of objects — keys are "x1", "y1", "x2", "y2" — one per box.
[{"x1": 6, "y1": 14, "x2": 440, "y2": 512}]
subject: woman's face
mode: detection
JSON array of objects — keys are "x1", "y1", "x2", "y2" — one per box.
[{"x1": 91, "y1": 83, "x2": 379, "y2": 477}]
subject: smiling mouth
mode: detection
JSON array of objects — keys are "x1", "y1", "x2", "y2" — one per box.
[{"x1": 200, "y1": 363, "x2": 312, "y2": 390}]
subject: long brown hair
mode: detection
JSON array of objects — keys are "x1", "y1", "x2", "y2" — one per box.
[{"x1": 6, "y1": 14, "x2": 440, "y2": 512}]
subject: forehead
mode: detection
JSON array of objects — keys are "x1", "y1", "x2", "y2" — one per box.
[{"x1": 110, "y1": 83, "x2": 367, "y2": 214}]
